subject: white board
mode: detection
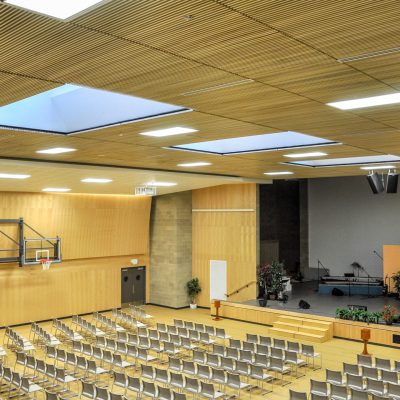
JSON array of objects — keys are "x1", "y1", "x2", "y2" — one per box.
[{"x1": 210, "y1": 260, "x2": 227, "y2": 301}]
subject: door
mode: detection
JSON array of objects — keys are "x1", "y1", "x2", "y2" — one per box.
[{"x1": 121, "y1": 266, "x2": 146, "y2": 305}]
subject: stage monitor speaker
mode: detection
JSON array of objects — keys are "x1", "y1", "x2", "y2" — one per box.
[
  {"x1": 387, "y1": 172, "x2": 398, "y2": 194},
  {"x1": 298, "y1": 299, "x2": 310, "y2": 309},
  {"x1": 332, "y1": 287, "x2": 344, "y2": 296},
  {"x1": 393, "y1": 334, "x2": 400, "y2": 344},
  {"x1": 366, "y1": 172, "x2": 384, "y2": 194}
]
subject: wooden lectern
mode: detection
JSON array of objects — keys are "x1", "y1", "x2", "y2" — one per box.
[
  {"x1": 361, "y1": 328, "x2": 371, "y2": 356},
  {"x1": 213, "y1": 300, "x2": 221, "y2": 321}
]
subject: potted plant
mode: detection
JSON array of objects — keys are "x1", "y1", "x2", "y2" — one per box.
[
  {"x1": 266, "y1": 260, "x2": 285, "y2": 300},
  {"x1": 392, "y1": 272, "x2": 400, "y2": 297},
  {"x1": 382, "y1": 304, "x2": 398, "y2": 325},
  {"x1": 186, "y1": 278, "x2": 201, "y2": 309}
]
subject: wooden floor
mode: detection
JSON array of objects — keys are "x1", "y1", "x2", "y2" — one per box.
[{"x1": 1, "y1": 305, "x2": 400, "y2": 399}]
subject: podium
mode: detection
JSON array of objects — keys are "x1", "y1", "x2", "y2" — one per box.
[
  {"x1": 213, "y1": 300, "x2": 221, "y2": 321},
  {"x1": 361, "y1": 328, "x2": 371, "y2": 356}
]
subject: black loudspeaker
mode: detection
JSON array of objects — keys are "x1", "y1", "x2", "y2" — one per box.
[
  {"x1": 366, "y1": 172, "x2": 384, "y2": 194},
  {"x1": 387, "y1": 172, "x2": 398, "y2": 194},
  {"x1": 298, "y1": 299, "x2": 310, "y2": 309},
  {"x1": 332, "y1": 287, "x2": 344, "y2": 296}
]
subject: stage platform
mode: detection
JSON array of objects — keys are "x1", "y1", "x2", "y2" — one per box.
[{"x1": 213, "y1": 281, "x2": 400, "y2": 348}]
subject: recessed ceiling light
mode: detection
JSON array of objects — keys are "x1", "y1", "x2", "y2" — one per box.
[
  {"x1": 4, "y1": 0, "x2": 110, "y2": 20},
  {"x1": 360, "y1": 165, "x2": 396, "y2": 170},
  {"x1": 177, "y1": 162, "x2": 212, "y2": 167},
  {"x1": 42, "y1": 188, "x2": 71, "y2": 192},
  {"x1": 327, "y1": 93, "x2": 400, "y2": 110},
  {"x1": 0, "y1": 173, "x2": 30, "y2": 179},
  {"x1": 81, "y1": 178, "x2": 112, "y2": 183},
  {"x1": 284, "y1": 152, "x2": 327, "y2": 158},
  {"x1": 146, "y1": 181, "x2": 177, "y2": 187},
  {"x1": 264, "y1": 172, "x2": 294, "y2": 176},
  {"x1": 36, "y1": 147, "x2": 76, "y2": 154},
  {"x1": 139, "y1": 127, "x2": 198, "y2": 137}
]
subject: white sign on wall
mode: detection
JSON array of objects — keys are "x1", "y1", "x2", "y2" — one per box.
[{"x1": 210, "y1": 260, "x2": 227, "y2": 301}]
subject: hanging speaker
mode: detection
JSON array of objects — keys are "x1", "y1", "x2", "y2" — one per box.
[
  {"x1": 366, "y1": 172, "x2": 384, "y2": 194},
  {"x1": 387, "y1": 172, "x2": 398, "y2": 194}
]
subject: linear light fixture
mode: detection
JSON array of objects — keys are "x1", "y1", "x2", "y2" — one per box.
[
  {"x1": 81, "y1": 178, "x2": 112, "y2": 183},
  {"x1": 139, "y1": 127, "x2": 197, "y2": 137},
  {"x1": 42, "y1": 187, "x2": 71, "y2": 192},
  {"x1": 4, "y1": 0, "x2": 110, "y2": 20},
  {"x1": 146, "y1": 181, "x2": 177, "y2": 187},
  {"x1": 327, "y1": 93, "x2": 400, "y2": 110},
  {"x1": 181, "y1": 79, "x2": 254, "y2": 96},
  {"x1": 0, "y1": 173, "x2": 30, "y2": 179},
  {"x1": 338, "y1": 46, "x2": 400, "y2": 63},
  {"x1": 284, "y1": 152, "x2": 327, "y2": 158},
  {"x1": 360, "y1": 165, "x2": 395, "y2": 170},
  {"x1": 264, "y1": 171, "x2": 294, "y2": 176},
  {"x1": 36, "y1": 147, "x2": 76, "y2": 154},
  {"x1": 177, "y1": 162, "x2": 212, "y2": 167}
]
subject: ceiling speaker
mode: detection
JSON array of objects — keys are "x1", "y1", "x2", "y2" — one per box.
[
  {"x1": 387, "y1": 172, "x2": 398, "y2": 194},
  {"x1": 366, "y1": 172, "x2": 384, "y2": 194}
]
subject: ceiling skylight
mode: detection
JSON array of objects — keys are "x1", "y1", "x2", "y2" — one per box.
[
  {"x1": 168, "y1": 132, "x2": 339, "y2": 155},
  {"x1": 0, "y1": 84, "x2": 191, "y2": 135},
  {"x1": 139, "y1": 127, "x2": 197, "y2": 137},
  {"x1": 36, "y1": 147, "x2": 76, "y2": 154},
  {"x1": 327, "y1": 93, "x2": 400, "y2": 110},
  {"x1": 286, "y1": 155, "x2": 400, "y2": 168},
  {"x1": 4, "y1": 0, "x2": 110, "y2": 20},
  {"x1": 284, "y1": 151, "x2": 327, "y2": 158}
]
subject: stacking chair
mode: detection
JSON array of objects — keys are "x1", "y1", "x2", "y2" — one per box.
[
  {"x1": 199, "y1": 382, "x2": 225, "y2": 399},
  {"x1": 346, "y1": 374, "x2": 365, "y2": 391},
  {"x1": 242, "y1": 342, "x2": 254, "y2": 352},
  {"x1": 192, "y1": 350, "x2": 206, "y2": 365},
  {"x1": 81, "y1": 381, "x2": 97, "y2": 399},
  {"x1": 330, "y1": 383, "x2": 349, "y2": 400},
  {"x1": 172, "y1": 392, "x2": 187, "y2": 400},
  {"x1": 357, "y1": 354, "x2": 373, "y2": 368},
  {"x1": 174, "y1": 319, "x2": 184, "y2": 328},
  {"x1": 170, "y1": 372, "x2": 185, "y2": 392},
  {"x1": 155, "y1": 368, "x2": 170, "y2": 386},
  {"x1": 226, "y1": 372, "x2": 250, "y2": 398},
  {"x1": 253, "y1": 353, "x2": 269, "y2": 369},
  {"x1": 226, "y1": 347, "x2": 238, "y2": 360},
  {"x1": 301, "y1": 344, "x2": 321, "y2": 369},
  {"x1": 111, "y1": 372, "x2": 127, "y2": 394},
  {"x1": 126, "y1": 376, "x2": 142, "y2": 397},
  {"x1": 110, "y1": 393, "x2": 127, "y2": 400},
  {"x1": 169, "y1": 357, "x2": 182, "y2": 373},
  {"x1": 343, "y1": 363, "x2": 360, "y2": 376},
  {"x1": 158, "y1": 386, "x2": 173, "y2": 400},
  {"x1": 248, "y1": 364, "x2": 273, "y2": 394},
  {"x1": 157, "y1": 323, "x2": 167, "y2": 333},
  {"x1": 311, "y1": 394, "x2": 329, "y2": 400},
  {"x1": 289, "y1": 389, "x2": 307, "y2": 400},
  {"x1": 195, "y1": 323, "x2": 205, "y2": 333},
  {"x1": 326, "y1": 369, "x2": 345, "y2": 386},
  {"x1": 211, "y1": 368, "x2": 227, "y2": 388},
  {"x1": 182, "y1": 360, "x2": 196, "y2": 376},
  {"x1": 259, "y1": 336, "x2": 272, "y2": 347},
  {"x1": 246, "y1": 334, "x2": 258, "y2": 344},
  {"x1": 140, "y1": 364, "x2": 155, "y2": 381},
  {"x1": 375, "y1": 357, "x2": 391, "y2": 371},
  {"x1": 387, "y1": 382, "x2": 400, "y2": 399},
  {"x1": 238, "y1": 350, "x2": 252, "y2": 364},
  {"x1": 142, "y1": 381, "x2": 158, "y2": 399},
  {"x1": 181, "y1": 337, "x2": 197, "y2": 352},
  {"x1": 87, "y1": 360, "x2": 109, "y2": 383},
  {"x1": 197, "y1": 364, "x2": 211, "y2": 381},
  {"x1": 350, "y1": 388, "x2": 369, "y2": 400},
  {"x1": 112, "y1": 354, "x2": 134, "y2": 371},
  {"x1": 229, "y1": 339, "x2": 241, "y2": 350},
  {"x1": 215, "y1": 328, "x2": 231, "y2": 342},
  {"x1": 185, "y1": 377, "x2": 200, "y2": 398},
  {"x1": 310, "y1": 379, "x2": 329, "y2": 397},
  {"x1": 285, "y1": 350, "x2": 306, "y2": 377},
  {"x1": 269, "y1": 357, "x2": 291, "y2": 386},
  {"x1": 273, "y1": 338, "x2": 286, "y2": 350},
  {"x1": 212, "y1": 345, "x2": 225, "y2": 357},
  {"x1": 270, "y1": 347, "x2": 283, "y2": 360},
  {"x1": 206, "y1": 353, "x2": 221, "y2": 369},
  {"x1": 362, "y1": 366, "x2": 379, "y2": 381},
  {"x1": 95, "y1": 386, "x2": 109, "y2": 400},
  {"x1": 287, "y1": 341, "x2": 300, "y2": 353},
  {"x1": 256, "y1": 344, "x2": 269, "y2": 356},
  {"x1": 221, "y1": 357, "x2": 235, "y2": 373},
  {"x1": 184, "y1": 322, "x2": 194, "y2": 330},
  {"x1": 366, "y1": 378, "x2": 386, "y2": 397},
  {"x1": 382, "y1": 369, "x2": 399, "y2": 384},
  {"x1": 177, "y1": 328, "x2": 188, "y2": 338}
]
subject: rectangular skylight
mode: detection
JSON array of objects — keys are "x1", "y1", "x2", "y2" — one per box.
[
  {"x1": 5, "y1": 0, "x2": 110, "y2": 20},
  {"x1": 286, "y1": 155, "x2": 400, "y2": 168},
  {"x1": 168, "y1": 132, "x2": 339, "y2": 155},
  {"x1": 327, "y1": 93, "x2": 400, "y2": 110},
  {"x1": 0, "y1": 84, "x2": 191, "y2": 135},
  {"x1": 284, "y1": 151, "x2": 327, "y2": 158},
  {"x1": 139, "y1": 127, "x2": 197, "y2": 137}
]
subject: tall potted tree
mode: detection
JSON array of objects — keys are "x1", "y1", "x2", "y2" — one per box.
[
  {"x1": 266, "y1": 260, "x2": 285, "y2": 300},
  {"x1": 186, "y1": 278, "x2": 202, "y2": 309}
]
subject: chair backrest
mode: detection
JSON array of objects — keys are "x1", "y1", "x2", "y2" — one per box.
[
  {"x1": 229, "y1": 339, "x2": 241, "y2": 349},
  {"x1": 330, "y1": 383, "x2": 347, "y2": 398},
  {"x1": 200, "y1": 382, "x2": 217, "y2": 397},
  {"x1": 95, "y1": 385, "x2": 109, "y2": 400},
  {"x1": 375, "y1": 357, "x2": 391, "y2": 371},
  {"x1": 310, "y1": 394, "x2": 329, "y2": 400},
  {"x1": 82, "y1": 381, "x2": 96, "y2": 399},
  {"x1": 357, "y1": 354, "x2": 373, "y2": 367},
  {"x1": 382, "y1": 369, "x2": 398, "y2": 384},
  {"x1": 366, "y1": 378, "x2": 384, "y2": 394},
  {"x1": 289, "y1": 389, "x2": 307, "y2": 400},
  {"x1": 310, "y1": 379, "x2": 328, "y2": 395},
  {"x1": 347, "y1": 373, "x2": 363, "y2": 389},
  {"x1": 350, "y1": 388, "x2": 369, "y2": 400},
  {"x1": 362, "y1": 366, "x2": 378, "y2": 380},
  {"x1": 326, "y1": 369, "x2": 343, "y2": 385},
  {"x1": 287, "y1": 341, "x2": 300, "y2": 352},
  {"x1": 157, "y1": 386, "x2": 172, "y2": 400},
  {"x1": 388, "y1": 382, "x2": 400, "y2": 398},
  {"x1": 256, "y1": 344, "x2": 269, "y2": 355},
  {"x1": 344, "y1": 363, "x2": 359, "y2": 376},
  {"x1": 259, "y1": 336, "x2": 272, "y2": 346},
  {"x1": 45, "y1": 389, "x2": 59, "y2": 400},
  {"x1": 274, "y1": 338, "x2": 285, "y2": 349}
]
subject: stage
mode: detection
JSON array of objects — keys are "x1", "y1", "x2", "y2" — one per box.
[{"x1": 240, "y1": 281, "x2": 398, "y2": 318}]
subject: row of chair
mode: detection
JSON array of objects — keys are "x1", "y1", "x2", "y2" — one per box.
[
  {"x1": 290, "y1": 386, "x2": 394, "y2": 400},
  {"x1": 30, "y1": 322, "x2": 60, "y2": 347},
  {"x1": 111, "y1": 309, "x2": 147, "y2": 330},
  {"x1": 72, "y1": 315, "x2": 106, "y2": 338},
  {"x1": 171, "y1": 320, "x2": 231, "y2": 341},
  {"x1": 92, "y1": 313, "x2": 126, "y2": 334},
  {"x1": 128, "y1": 305, "x2": 153, "y2": 323},
  {"x1": 356, "y1": 354, "x2": 400, "y2": 372},
  {"x1": 0, "y1": 363, "x2": 42, "y2": 398},
  {"x1": 52, "y1": 319, "x2": 83, "y2": 342},
  {"x1": 3, "y1": 327, "x2": 34, "y2": 353},
  {"x1": 343, "y1": 363, "x2": 400, "y2": 383}
]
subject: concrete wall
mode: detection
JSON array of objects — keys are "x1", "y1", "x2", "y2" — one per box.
[
  {"x1": 309, "y1": 176, "x2": 400, "y2": 278},
  {"x1": 149, "y1": 191, "x2": 192, "y2": 308}
]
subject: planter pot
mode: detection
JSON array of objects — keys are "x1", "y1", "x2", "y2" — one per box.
[
  {"x1": 189, "y1": 303, "x2": 197, "y2": 309},
  {"x1": 385, "y1": 320, "x2": 393, "y2": 325},
  {"x1": 258, "y1": 298, "x2": 267, "y2": 307}
]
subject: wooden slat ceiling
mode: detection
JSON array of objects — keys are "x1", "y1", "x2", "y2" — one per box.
[{"x1": 0, "y1": 0, "x2": 400, "y2": 188}]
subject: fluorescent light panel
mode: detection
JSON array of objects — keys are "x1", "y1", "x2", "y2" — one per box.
[
  {"x1": 42, "y1": 188, "x2": 71, "y2": 192},
  {"x1": 286, "y1": 154, "x2": 400, "y2": 168},
  {"x1": 328, "y1": 93, "x2": 400, "y2": 110},
  {"x1": 284, "y1": 152, "x2": 327, "y2": 158},
  {"x1": 169, "y1": 131, "x2": 338, "y2": 155},
  {"x1": 139, "y1": 127, "x2": 197, "y2": 137},
  {"x1": 360, "y1": 165, "x2": 396, "y2": 170},
  {"x1": 177, "y1": 162, "x2": 211, "y2": 167},
  {"x1": 81, "y1": 178, "x2": 112, "y2": 183},
  {"x1": 146, "y1": 181, "x2": 177, "y2": 187},
  {"x1": 5, "y1": 0, "x2": 109, "y2": 20},
  {"x1": 264, "y1": 171, "x2": 294, "y2": 176},
  {"x1": 36, "y1": 147, "x2": 76, "y2": 154},
  {"x1": 0, "y1": 173, "x2": 30, "y2": 179}
]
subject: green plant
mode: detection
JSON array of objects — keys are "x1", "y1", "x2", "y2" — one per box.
[
  {"x1": 392, "y1": 272, "x2": 400, "y2": 293},
  {"x1": 266, "y1": 260, "x2": 285, "y2": 296},
  {"x1": 186, "y1": 278, "x2": 201, "y2": 304},
  {"x1": 371, "y1": 311, "x2": 382, "y2": 324},
  {"x1": 382, "y1": 304, "x2": 398, "y2": 324}
]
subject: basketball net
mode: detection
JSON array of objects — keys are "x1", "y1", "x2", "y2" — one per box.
[{"x1": 40, "y1": 259, "x2": 52, "y2": 270}]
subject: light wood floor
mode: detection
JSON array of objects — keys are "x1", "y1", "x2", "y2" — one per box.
[{"x1": 1, "y1": 305, "x2": 400, "y2": 399}]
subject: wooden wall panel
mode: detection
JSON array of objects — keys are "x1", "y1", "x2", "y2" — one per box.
[
  {"x1": 192, "y1": 184, "x2": 257, "y2": 307},
  {"x1": 383, "y1": 245, "x2": 400, "y2": 293},
  {"x1": 0, "y1": 192, "x2": 151, "y2": 260},
  {"x1": 0, "y1": 255, "x2": 149, "y2": 326}
]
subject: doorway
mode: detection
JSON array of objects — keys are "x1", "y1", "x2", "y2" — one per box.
[{"x1": 121, "y1": 266, "x2": 146, "y2": 305}]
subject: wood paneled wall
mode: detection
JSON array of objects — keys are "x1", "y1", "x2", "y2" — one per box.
[
  {"x1": 192, "y1": 184, "x2": 257, "y2": 307},
  {"x1": 0, "y1": 192, "x2": 152, "y2": 326},
  {"x1": 383, "y1": 245, "x2": 400, "y2": 293},
  {"x1": 0, "y1": 192, "x2": 151, "y2": 260}
]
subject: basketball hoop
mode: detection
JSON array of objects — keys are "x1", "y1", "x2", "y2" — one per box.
[{"x1": 40, "y1": 259, "x2": 52, "y2": 270}]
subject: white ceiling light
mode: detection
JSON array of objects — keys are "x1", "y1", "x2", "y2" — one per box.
[
  {"x1": 0, "y1": 173, "x2": 30, "y2": 179},
  {"x1": 327, "y1": 93, "x2": 400, "y2": 110},
  {"x1": 36, "y1": 147, "x2": 76, "y2": 154},
  {"x1": 177, "y1": 162, "x2": 212, "y2": 167},
  {"x1": 81, "y1": 178, "x2": 112, "y2": 183},
  {"x1": 4, "y1": 0, "x2": 109, "y2": 20},
  {"x1": 146, "y1": 181, "x2": 177, "y2": 187},
  {"x1": 264, "y1": 171, "x2": 294, "y2": 176},
  {"x1": 360, "y1": 165, "x2": 396, "y2": 170},
  {"x1": 42, "y1": 187, "x2": 71, "y2": 192},
  {"x1": 139, "y1": 127, "x2": 198, "y2": 137},
  {"x1": 284, "y1": 152, "x2": 327, "y2": 158}
]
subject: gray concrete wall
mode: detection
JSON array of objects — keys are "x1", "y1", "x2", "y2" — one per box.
[
  {"x1": 308, "y1": 175, "x2": 400, "y2": 277},
  {"x1": 149, "y1": 191, "x2": 192, "y2": 308}
]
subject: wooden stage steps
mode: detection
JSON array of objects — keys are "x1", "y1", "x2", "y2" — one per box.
[{"x1": 270, "y1": 315, "x2": 333, "y2": 343}]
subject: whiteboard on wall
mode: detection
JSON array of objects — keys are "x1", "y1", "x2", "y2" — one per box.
[{"x1": 210, "y1": 260, "x2": 227, "y2": 301}]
